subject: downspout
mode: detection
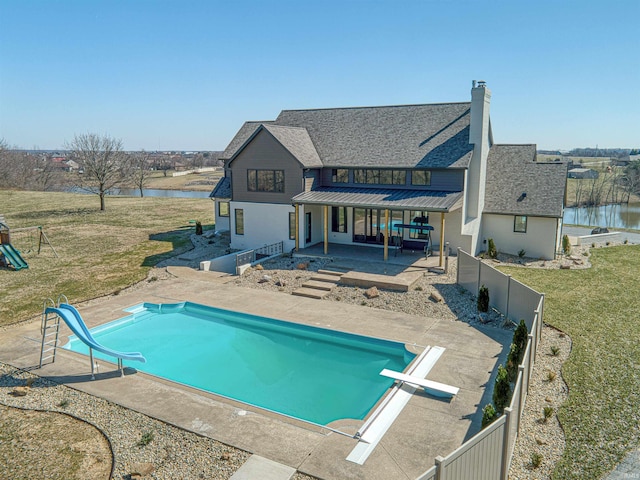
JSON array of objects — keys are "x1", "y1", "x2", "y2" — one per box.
[{"x1": 384, "y1": 209, "x2": 389, "y2": 261}]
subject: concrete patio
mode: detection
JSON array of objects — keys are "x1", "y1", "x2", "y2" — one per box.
[{"x1": 0, "y1": 266, "x2": 511, "y2": 480}]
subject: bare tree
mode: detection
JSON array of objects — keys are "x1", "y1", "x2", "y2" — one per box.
[
  {"x1": 66, "y1": 133, "x2": 131, "y2": 211},
  {"x1": 129, "y1": 150, "x2": 152, "y2": 197}
]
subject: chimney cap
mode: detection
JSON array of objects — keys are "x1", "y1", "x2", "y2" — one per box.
[{"x1": 477, "y1": 80, "x2": 487, "y2": 88}]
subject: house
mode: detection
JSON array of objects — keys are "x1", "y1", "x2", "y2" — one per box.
[
  {"x1": 210, "y1": 81, "x2": 567, "y2": 261},
  {"x1": 567, "y1": 167, "x2": 599, "y2": 179}
]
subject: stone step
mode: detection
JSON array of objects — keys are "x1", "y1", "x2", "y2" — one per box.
[
  {"x1": 317, "y1": 269, "x2": 345, "y2": 277},
  {"x1": 302, "y1": 280, "x2": 335, "y2": 291},
  {"x1": 311, "y1": 273, "x2": 343, "y2": 283},
  {"x1": 292, "y1": 288, "x2": 330, "y2": 299}
]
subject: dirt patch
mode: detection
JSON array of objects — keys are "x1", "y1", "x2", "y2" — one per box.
[{"x1": 0, "y1": 404, "x2": 112, "y2": 480}]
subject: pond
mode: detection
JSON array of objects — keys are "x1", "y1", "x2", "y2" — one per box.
[
  {"x1": 564, "y1": 203, "x2": 640, "y2": 230},
  {"x1": 68, "y1": 187, "x2": 210, "y2": 199}
]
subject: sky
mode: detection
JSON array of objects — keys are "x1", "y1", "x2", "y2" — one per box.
[{"x1": 0, "y1": 0, "x2": 638, "y2": 152}]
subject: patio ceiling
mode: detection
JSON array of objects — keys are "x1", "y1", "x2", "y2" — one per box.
[{"x1": 292, "y1": 187, "x2": 463, "y2": 212}]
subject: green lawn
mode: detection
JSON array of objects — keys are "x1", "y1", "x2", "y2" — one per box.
[
  {"x1": 0, "y1": 190, "x2": 214, "y2": 327},
  {"x1": 501, "y1": 245, "x2": 640, "y2": 479}
]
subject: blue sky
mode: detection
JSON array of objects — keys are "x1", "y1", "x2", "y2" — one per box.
[{"x1": 1, "y1": 0, "x2": 638, "y2": 151}]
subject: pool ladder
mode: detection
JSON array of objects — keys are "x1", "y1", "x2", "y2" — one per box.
[{"x1": 38, "y1": 295, "x2": 68, "y2": 368}]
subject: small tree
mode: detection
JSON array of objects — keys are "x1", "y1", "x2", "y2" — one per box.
[
  {"x1": 477, "y1": 285, "x2": 490, "y2": 313},
  {"x1": 130, "y1": 150, "x2": 152, "y2": 197},
  {"x1": 487, "y1": 238, "x2": 498, "y2": 259},
  {"x1": 562, "y1": 234, "x2": 571, "y2": 255},
  {"x1": 481, "y1": 403, "x2": 498, "y2": 428},
  {"x1": 513, "y1": 319, "x2": 528, "y2": 354},
  {"x1": 506, "y1": 343, "x2": 519, "y2": 382},
  {"x1": 67, "y1": 133, "x2": 131, "y2": 211},
  {"x1": 493, "y1": 364, "x2": 512, "y2": 413}
]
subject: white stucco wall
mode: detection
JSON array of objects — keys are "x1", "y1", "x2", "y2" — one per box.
[
  {"x1": 481, "y1": 214, "x2": 560, "y2": 260},
  {"x1": 230, "y1": 201, "x2": 296, "y2": 251}
]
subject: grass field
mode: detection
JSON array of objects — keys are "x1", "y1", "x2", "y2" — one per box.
[
  {"x1": 501, "y1": 245, "x2": 640, "y2": 479},
  {"x1": 0, "y1": 190, "x2": 214, "y2": 327}
]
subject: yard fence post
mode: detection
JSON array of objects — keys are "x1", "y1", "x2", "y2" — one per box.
[
  {"x1": 434, "y1": 455, "x2": 445, "y2": 480},
  {"x1": 501, "y1": 407, "x2": 513, "y2": 480}
]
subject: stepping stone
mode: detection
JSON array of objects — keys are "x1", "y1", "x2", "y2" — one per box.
[
  {"x1": 301, "y1": 280, "x2": 335, "y2": 291},
  {"x1": 311, "y1": 273, "x2": 342, "y2": 283},
  {"x1": 317, "y1": 269, "x2": 345, "y2": 277},
  {"x1": 230, "y1": 454, "x2": 295, "y2": 480},
  {"x1": 292, "y1": 288, "x2": 330, "y2": 299}
]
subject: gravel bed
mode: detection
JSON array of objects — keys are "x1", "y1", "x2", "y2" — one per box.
[{"x1": 509, "y1": 326, "x2": 571, "y2": 479}]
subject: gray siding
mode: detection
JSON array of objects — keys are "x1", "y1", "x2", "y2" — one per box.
[
  {"x1": 230, "y1": 129, "x2": 304, "y2": 204},
  {"x1": 319, "y1": 168, "x2": 463, "y2": 191},
  {"x1": 304, "y1": 169, "x2": 320, "y2": 192}
]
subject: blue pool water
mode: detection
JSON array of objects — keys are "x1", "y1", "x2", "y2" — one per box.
[{"x1": 64, "y1": 302, "x2": 414, "y2": 425}]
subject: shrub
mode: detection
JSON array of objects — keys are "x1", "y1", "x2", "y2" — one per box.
[
  {"x1": 493, "y1": 364, "x2": 512, "y2": 413},
  {"x1": 195, "y1": 221, "x2": 203, "y2": 235},
  {"x1": 562, "y1": 234, "x2": 571, "y2": 255},
  {"x1": 550, "y1": 345, "x2": 560, "y2": 356},
  {"x1": 477, "y1": 285, "x2": 490, "y2": 313},
  {"x1": 543, "y1": 406, "x2": 554, "y2": 422},
  {"x1": 481, "y1": 403, "x2": 498, "y2": 428},
  {"x1": 513, "y1": 319, "x2": 528, "y2": 356},
  {"x1": 531, "y1": 452, "x2": 543, "y2": 468},
  {"x1": 487, "y1": 238, "x2": 498, "y2": 259},
  {"x1": 506, "y1": 343, "x2": 520, "y2": 382},
  {"x1": 518, "y1": 249, "x2": 526, "y2": 258},
  {"x1": 547, "y1": 370, "x2": 557, "y2": 382},
  {"x1": 137, "y1": 432, "x2": 154, "y2": 447},
  {"x1": 624, "y1": 238, "x2": 629, "y2": 244}
]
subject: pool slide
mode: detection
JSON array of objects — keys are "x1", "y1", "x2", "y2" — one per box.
[
  {"x1": 0, "y1": 243, "x2": 28, "y2": 270},
  {"x1": 46, "y1": 303, "x2": 145, "y2": 378}
]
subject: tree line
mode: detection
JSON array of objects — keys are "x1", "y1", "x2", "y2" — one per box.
[{"x1": 0, "y1": 134, "x2": 221, "y2": 211}]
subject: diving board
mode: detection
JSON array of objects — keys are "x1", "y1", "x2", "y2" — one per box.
[
  {"x1": 346, "y1": 345, "x2": 446, "y2": 465},
  {"x1": 380, "y1": 369, "x2": 459, "y2": 398}
]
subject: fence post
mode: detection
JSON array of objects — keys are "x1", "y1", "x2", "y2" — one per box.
[
  {"x1": 477, "y1": 259, "x2": 482, "y2": 296},
  {"x1": 434, "y1": 455, "x2": 445, "y2": 480},
  {"x1": 528, "y1": 334, "x2": 535, "y2": 380},
  {"x1": 501, "y1": 408, "x2": 513, "y2": 480},
  {"x1": 518, "y1": 366, "x2": 526, "y2": 430},
  {"x1": 444, "y1": 242, "x2": 449, "y2": 274},
  {"x1": 505, "y1": 275, "x2": 511, "y2": 320}
]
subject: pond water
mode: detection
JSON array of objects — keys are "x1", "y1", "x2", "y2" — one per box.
[
  {"x1": 564, "y1": 203, "x2": 640, "y2": 230},
  {"x1": 68, "y1": 187, "x2": 210, "y2": 198}
]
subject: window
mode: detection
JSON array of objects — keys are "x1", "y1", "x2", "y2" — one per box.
[
  {"x1": 514, "y1": 215, "x2": 527, "y2": 233},
  {"x1": 331, "y1": 206, "x2": 347, "y2": 233},
  {"x1": 235, "y1": 209, "x2": 244, "y2": 235},
  {"x1": 411, "y1": 170, "x2": 431, "y2": 186},
  {"x1": 353, "y1": 169, "x2": 406, "y2": 185},
  {"x1": 289, "y1": 212, "x2": 296, "y2": 240},
  {"x1": 247, "y1": 169, "x2": 284, "y2": 192},
  {"x1": 218, "y1": 201, "x2": 229, "y2": 217},
  {"x1": 332, "y1": 169, "x2": 349, "y2": 183}
]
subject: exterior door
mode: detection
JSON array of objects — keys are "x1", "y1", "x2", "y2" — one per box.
[{"x1": 305, "y1": 212, "x2": 311, "y2": 243}]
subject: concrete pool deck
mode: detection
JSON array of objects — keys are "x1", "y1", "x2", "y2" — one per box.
[{"x1": 0, "y1": 268, "x2": 511, "y2": 480}]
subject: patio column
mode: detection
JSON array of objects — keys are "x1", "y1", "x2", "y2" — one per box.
[
  {"x1": 383, "y1": 208, "x2": 389, "y2": 261},
  {"x1": 294, "y1": 204, "x2": 299, "y2": 252},
  {"x1": 439, "y1": 212, "x2": 445, "y2": 267},
  {"x1": 323, "y1": 205, "x2": 329, "y2": 254}
]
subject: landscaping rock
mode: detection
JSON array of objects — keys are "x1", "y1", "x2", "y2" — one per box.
[
  {"x1": 429, "y1": 291, "x2": 444, "y2": 303},
  {"x1": 364, "y1": 286, "x2": 379, "y2": 299},
  {"x1": 11, "y1": 386, "x2": 29, "y2": 396},
  {"x1": 258, "y1": 275, "x2": 271, "y2": 283}
]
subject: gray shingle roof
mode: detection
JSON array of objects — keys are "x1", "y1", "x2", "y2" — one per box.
[
  {"x1": 292, "y1": 187, "x2": 463, "y2": 212},
  {"x1": 483, "y1": 145, "x2": 566, "y2": 218},
  {"x1": 221, "y1": 102, "x2": 474, "y2": 169},
  {"x1": 209, "y1": 176, "x2": 231, "y2": 199},
  {"x1": 262, "y1": 124, "x2": 323, "y2": 168}
]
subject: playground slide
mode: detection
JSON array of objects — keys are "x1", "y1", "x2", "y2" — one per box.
[
  {"x1": 48, "y1": 304, "x2": 146, "y2": 364},
  {"x1": 0, "y1": 243, "x2": 28, "y2": 270}
]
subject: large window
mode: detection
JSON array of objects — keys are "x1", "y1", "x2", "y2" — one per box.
[
  {"x1": 289, "y1": 212, "x2": 296, "y2": 240},
  {"x1": 218, "y1": 201, "x2": 229, "y2": 217},
  {"x1": 332, "y1": 169, "x2": 349, "y2": 183},
  {"x1": 247, "y1": 169, "x2": 284, "y2": 192},
  {"x1": 331, "y1": 206, "x2": 347, "y2": 233},
  {"x1": 235, "y1": 209, "x2": 244, "y2": 235},
  {"x1": 514, "y1": 215, "x2": 527, "y2": 233},
  {"x1": 353, "y1": 169, "x2": 406, "y2": 185},
  {"x1": 411, "y1": 170, "x2": 431, "y2": 186}
]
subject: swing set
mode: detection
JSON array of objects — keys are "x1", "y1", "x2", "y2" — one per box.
[
  {"x1": 0, "y1": 215, "x2": 58, "y2": 271},
  {"x1": 9, "y1": 225, "x2": 59, "y2": 257}
]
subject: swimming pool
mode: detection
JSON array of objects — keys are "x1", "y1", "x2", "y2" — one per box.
[{"x1": 64, "y1": 302, "x2": 415, "y2": 425}]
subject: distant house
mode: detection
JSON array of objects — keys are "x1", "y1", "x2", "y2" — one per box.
[
  {"x1": 567, "y1": 168, "x2": 599, "y2": 179},
  {"x1": 210, "y1": 81, "x2": 567, "y2": 260}
]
